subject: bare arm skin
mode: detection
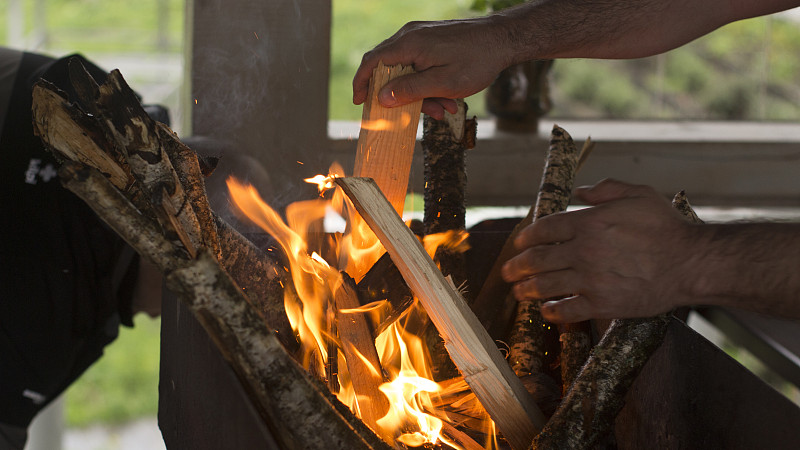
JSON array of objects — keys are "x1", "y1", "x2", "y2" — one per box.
[
  {"x1": 500, "y1": 179, "x2": 800, "y2": 323},
  {"x1": 353, "y1": 0, "x2": 800, "y2": 118}
]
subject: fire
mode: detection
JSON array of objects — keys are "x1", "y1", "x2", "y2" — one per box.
[{"x1": 227, "y1": 166, "x2": 489, "y2": 449}]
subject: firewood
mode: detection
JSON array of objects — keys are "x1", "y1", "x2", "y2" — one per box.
[
  {"x1": 357, "y1": 252, "x2": 415, "y2": 338},
  {"x1": 335, "y1": 176, "x2": 546, "y2": 450},
  {"x1": 59, "y1": 162, "x2": 189, "y2": 272},
  {"x1": 60, "y1": 161, "x2": 388, "y2": 450},
  {"x1": 354, "y1": 61, "x2": 423, "y2": 216},
  {"x1": 333, "y1": 273, "x2": 391, "y2": 441},
  {"x1": 167, "y1": 252, "x2": 391, "y2": 450},
  {"x1": 344, "y1": 62, "x2": 424, "y2": 281},
  {"x1": 421, "y1": 98, "x2": 477, "y2": 381},
  {"x1": 31, "y1": 81, "x2": 130, "y2": 189},
  {"x1": 215, "y1": 215, "x2": 297, "y2": 351},
  {"x1": 93, "y1": 69, "x2": 203, "y2": 256},
  {"x1": 507, "y1": 125, "x2": 586, "y2": 392},
  {"x1": 472, "y1": 136, "x2": 594, "y2": 340},
  {"x1": 158, "y1": 122, "x2": 221, "y2": 259},
  {"x1": 558, "y1": 323, "x2": 592, "y2": 395},
  {"x1": 532, "y1": 192, "x2": 704, "y2": 449}
]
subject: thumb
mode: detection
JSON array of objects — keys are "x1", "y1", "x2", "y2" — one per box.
[
  {"x1": 378, "y1": 68, "x2": 448, "y2": 108},
  {"x1": 575, "y1": 178, "x2": 653, "y2": 206}
]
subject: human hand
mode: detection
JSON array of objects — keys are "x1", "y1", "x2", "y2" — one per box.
[
  {"x1": 501, "y1": 179, "x2": 700, "y2": 323},
  {"x1": 353, "y1": 17, "x2": 514, "y2": 120}
]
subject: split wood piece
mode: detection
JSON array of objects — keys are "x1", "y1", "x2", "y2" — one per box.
[
  {"x1": 65, "y1": 58, "x2": 133, "y2": 172},
  {"x1": 334, "y1": 273, "x2": 392, "y2": 442},
  {"x1": 532, "y1": 192, "x2": 704, "y2": 449},
  {"x1": 472, "y1": 135, "x2": 594, "y2": 339},
  {"x1": 354, "y1": 61, "x2": 423, "y2": 216},
  {"x1": 357, "y1": 252, "x2": 415, "y2": 338},
  {"x1": 346, "y1": 62, "x2": 423, "y2": 281},
  {"x1": 94, "y1": 69, "x2": 202, "y2": 256},
  {"x1": 159, "y1": 123, "x2": 221, "y2": 259},
  {"x1": 31, "y1": 81, "x2": 130, "y2": 189},
  {"x1": 421, "y1": 98, "x2": 477, "y2": 381},
  {"x1": 507, "y1": 125, "x2": 584, "y2": 383},
  {"x1": 335, "y1": 176, "x2": 546, "y2": 450},
  {"x1": 61, "y1": 162, "x2": 388, "y2": 450}
]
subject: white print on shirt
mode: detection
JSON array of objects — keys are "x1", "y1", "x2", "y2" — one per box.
[
  {"x1": 22, "y1": 389, "x2": 46, "y2": 405},
  {"x1": 25, "y1": 158, "x2": 57, "y2": 185}
]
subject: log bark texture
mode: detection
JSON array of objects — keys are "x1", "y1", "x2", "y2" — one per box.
[
  {"x1": 421, "y1": 98, "x2": 476, "y2": 381},
  {"x1": 96, "y1": 69, "x2": 203, "y2": 255},
  {"x1": 531, "y1": 192, "x2": 704, "y2": 449},
  {"x1": 167, "y1": 251, "x2": 391, "y2": 450},
  {"x1": 215, "y1": 215, "x2": 296, "y2": 351},
  {"x1": 508, "y1": 125, "x2": 584, "y2": 381}
]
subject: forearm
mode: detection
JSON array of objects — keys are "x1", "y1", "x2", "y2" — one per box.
[
  {"x1": 687, "y1": 222, "x2": 800, "y2": 319},
  {"x1": 492, "y1": 0, "x2": 800, "y2": 62}
]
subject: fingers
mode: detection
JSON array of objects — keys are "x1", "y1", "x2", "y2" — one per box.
[
  {"x1": 514, "y1": 213, "x2": 575, "y2": 249},
  {"x1": 540, "y1": 296, "x2": 595, "y2": 323},
  {"x1": 510, "y1": 269, "x2": 579, "y2": 301},
  {"x1": 502, "y1": 241, "x2": 572, "y2": 282},
  {"x1": 575, "y1": 178, "x2": 656, "y2": 205}
]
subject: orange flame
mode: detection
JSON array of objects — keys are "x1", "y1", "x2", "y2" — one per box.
[{"x1": 227, "y1": 166, "x2": 486, "y2": 449}]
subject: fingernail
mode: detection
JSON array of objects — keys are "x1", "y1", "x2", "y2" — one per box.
[
  {"x1": 500, "y1": 262, "x2": 512, "y2": 281},
  {"x1": 379, "y1": 88, "x2": 397, "y2": 107}
]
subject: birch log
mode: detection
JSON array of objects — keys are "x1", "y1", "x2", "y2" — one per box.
[
  {"x1": 60, "y1": 162, "x2": 388, "y2": 450},
  {"x1": 421, "y1": 98, "x2": 476, "y2": 381},
  {"x1": 508, "y1": 125, "x2": 584, "y2": 383}
]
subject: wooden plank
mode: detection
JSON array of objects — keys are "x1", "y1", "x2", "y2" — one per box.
[
  {"x1": 335, "y1": 177, "x2": 546, "y2": 450},
  {"x1": 353, "y1": 62, "x2": 423, "y2": 216}
]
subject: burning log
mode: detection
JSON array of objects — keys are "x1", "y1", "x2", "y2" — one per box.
[
  {"x1": 215, "y1": 215, "x2": 296, "y2": 350},
  {"x1": 357, "y1": 253, "x2": 415, "y2": 338},
  {"x1": 334, "y1": 273, "x2": 391, "y2": 440},
  {"x1": 335, "y1": 176, "x2": 546, "y2": 450},
  {"x1": 60, "y1": 163, "x2": 386, "y2": 448},
  {"x1": 532, "y1": 191, "x2": 704, "y2": 449}
]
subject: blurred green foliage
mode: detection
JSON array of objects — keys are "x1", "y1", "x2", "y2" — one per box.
[{"x1": 65, "y1": 315, "x2": 161, "y2": 427}]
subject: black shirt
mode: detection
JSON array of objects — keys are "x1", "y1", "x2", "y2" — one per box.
[{"x1": 0, "y1": 48, "x2": 137, "y2": 429}]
